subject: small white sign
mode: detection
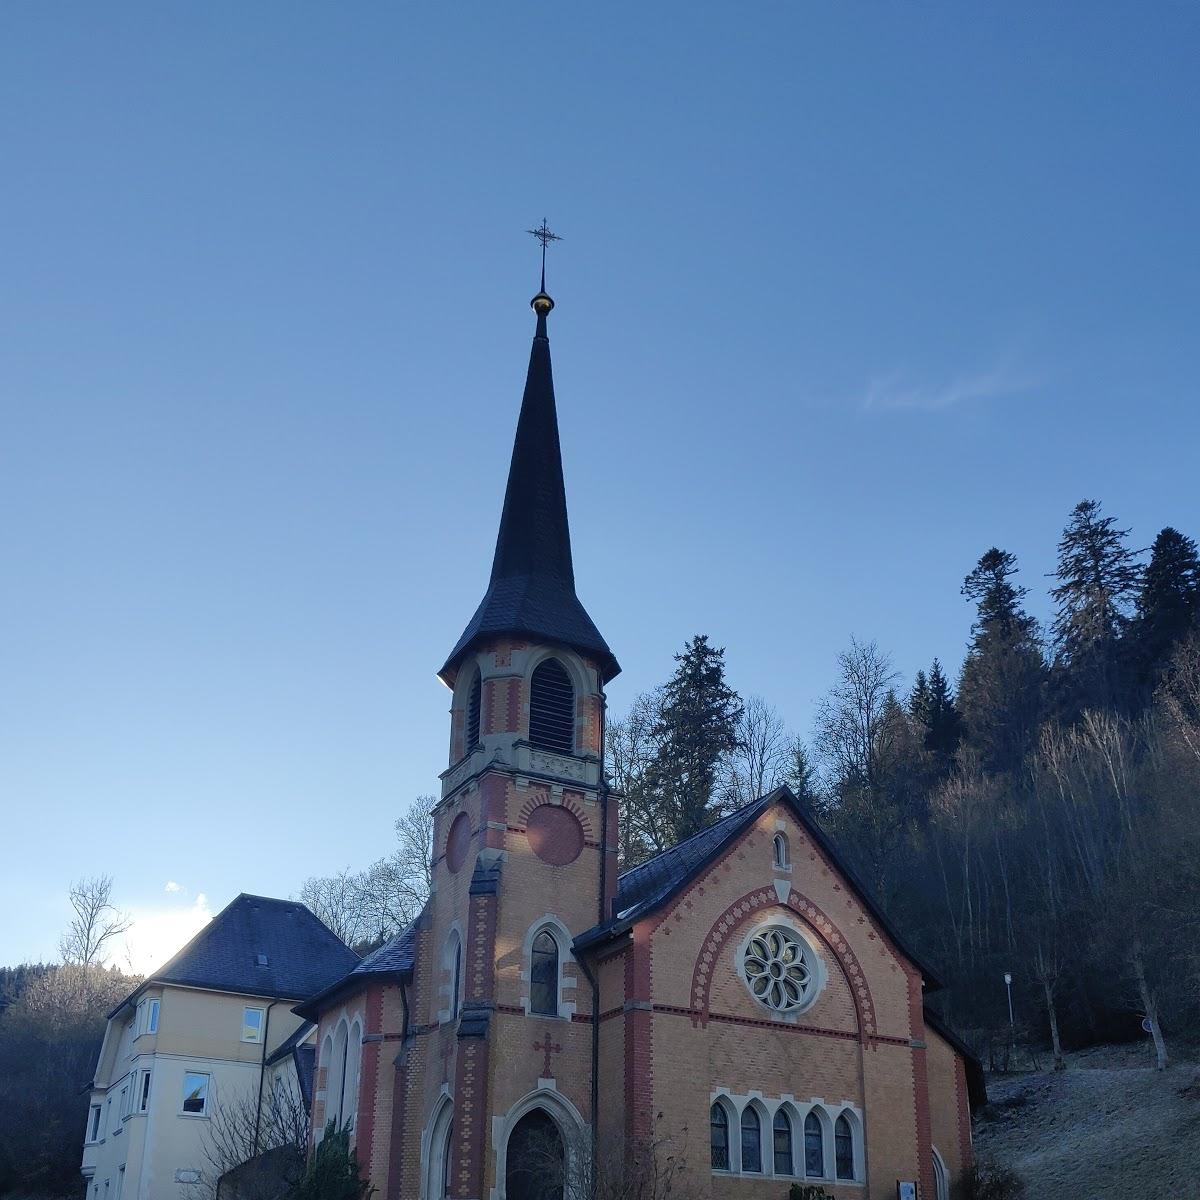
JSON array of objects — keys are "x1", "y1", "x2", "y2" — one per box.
[{"x1": 897, "y1": 1183, "x2": 917, "y2": 1200}]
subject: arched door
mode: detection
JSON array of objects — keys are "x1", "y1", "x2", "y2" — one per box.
[{"x1": 505, "y1": 1108, "x2": 564, "y2": 1200}]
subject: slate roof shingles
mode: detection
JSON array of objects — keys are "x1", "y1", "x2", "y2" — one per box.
[{"x1": 109, "y1": 893, "x2": 359, "y2": 1018}]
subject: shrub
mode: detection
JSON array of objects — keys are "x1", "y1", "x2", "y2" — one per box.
[
  {"x1": 789, "y1": 1185, "x2": 834, "y2": 1200},
  {"x1": 288, "y1": 1123, "x2": 374, "y2": 1200},
  {"x1": 953, "y1": 1157, "x2": 1026, "y2": 1200}
]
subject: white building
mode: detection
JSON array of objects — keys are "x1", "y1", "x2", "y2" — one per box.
[{"x1": 81, "y1": 893, "x2": 358, "y2": 1200}]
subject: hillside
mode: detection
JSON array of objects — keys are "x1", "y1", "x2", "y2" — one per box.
[{"x1": 975, "y1": 1044, "x2": 1200, "y2": 1198}]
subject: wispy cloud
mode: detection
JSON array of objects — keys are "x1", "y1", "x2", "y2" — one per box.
[
  {"x1": 164, "y1": 880, "x2": 182, "y2": 893},
  {"x1": 861, "y1": 363, "x2": 1039, "y2": 413}
]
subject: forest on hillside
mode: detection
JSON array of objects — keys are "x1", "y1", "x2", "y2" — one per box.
[{"x1": 606, "y1": 498, "x2": 1200, "y2": 1066}]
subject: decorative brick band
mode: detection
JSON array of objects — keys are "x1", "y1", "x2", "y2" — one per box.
[
  {"x1": 688, "y1": 887, "x2": 878, "y2": 1043},
  {"x1": 514, "y1": 793, "x2": 595, "y2": 840}
]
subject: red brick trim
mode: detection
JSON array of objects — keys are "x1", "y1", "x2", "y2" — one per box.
[
  {"x1": 688, "y1": 887, "x2": 878, "y2": 1043},
  {"x1": 907, "y1": 969, "x2": 935, "y2": 1200},
  {"x1": 355, "y1": 989, "x2": 383, "y2": 1180},
  {"x1": 514, "y1": 792, "x2": 595, "y2": 841}
]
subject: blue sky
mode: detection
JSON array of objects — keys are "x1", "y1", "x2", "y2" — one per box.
[{"x1": 2, "y1": 3, "x2": 1197, "y2": 969}]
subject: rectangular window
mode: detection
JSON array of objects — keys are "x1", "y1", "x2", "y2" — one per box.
[
  {"x1": 88, "y1": 1105, "x2": 102, "y2": 1142},
  {"x1": 181, "y1": 1072, "x2": 210, "y2": 1116},
  {"x1": 138, "y1": 1070, "x2": 151, "y2": 1113},
  {"x1": 241, "y1": 1006, "x2": 265, "y2": 1043},
  {"x1": 147, "y1": 998, "x2": 159, "y2": 1034},
  {"x1": 119, "y1": 1083, "x2": 130, "y2": 1120}
]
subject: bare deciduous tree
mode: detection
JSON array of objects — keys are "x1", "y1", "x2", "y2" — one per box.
[
  {"x1": 300, "y1": 797, "x2": 434, "y2": 950},
  {"x1": 60, "y1": 875, "x2": 132, "y2": 971},
  {"x1": 193, "y1": 1075, "x2": 310, "y2": 1200}
]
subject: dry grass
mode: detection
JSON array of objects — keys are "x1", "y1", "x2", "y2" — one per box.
[{"x1": 975, "y1": 1043, "x2": 1200, "y2": 1198}]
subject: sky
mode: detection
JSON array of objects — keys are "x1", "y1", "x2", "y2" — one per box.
[{"x1": 2, "y1": 3, "x2": 1198, "y2": 972}]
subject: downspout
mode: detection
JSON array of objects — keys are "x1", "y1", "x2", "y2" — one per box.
[{"x1": 253, "y1": 1000, "x2": 280, "y2": 1156}]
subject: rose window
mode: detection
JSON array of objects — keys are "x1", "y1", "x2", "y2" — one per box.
[{"x1": 741, "y1": 926, "x2": 819, "y2": 1013}]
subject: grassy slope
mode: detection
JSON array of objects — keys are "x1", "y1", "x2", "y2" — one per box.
[{"x1": 974, "y1": 1044, "x2": 1200, "y2": 1198}]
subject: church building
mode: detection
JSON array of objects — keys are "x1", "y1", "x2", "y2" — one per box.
[{"x1": 295, "y1": 269, "x2": 983, "y2": 1200}]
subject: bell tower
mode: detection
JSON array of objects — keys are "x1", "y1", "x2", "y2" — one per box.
[
  {"x1": 421, "y1": 245, "x2": 621, "y2": 1200},
  {"x1": 437, "y1": 261, "x2": 619, "y2": 805}
]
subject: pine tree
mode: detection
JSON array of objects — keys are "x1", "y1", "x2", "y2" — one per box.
[
  {"x1": 958, "y1": 548, "x2": 1046, "y2": 774},
  {"x1": 647, "y1": 635, "x2": 744, "y2": 842},
  {"x1": 920, "y1": 660, "x2": 963, "y2": 772},
  {"x1": 1131, "y1": 526, "x2": 1200, "y2": 700},
  {"x1": 1050, "y1": 499, "x2": 1142, "y2": 714},
  {"x1": 908, "y1": 670, "x2": 930, "y2": 722},
  {"x1": 784, "y1": 738, "x2": 823, "y2": 815}
]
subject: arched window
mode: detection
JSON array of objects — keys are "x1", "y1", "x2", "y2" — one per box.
[
  {"x1": 740, "y1": 1107, "x2": 762, "y2": 1173},
  {"x1": 710, "y1": 1104, "x2": 730, "y2": 1171},
  {"x1": 932, "y1": 1147, "x2": 949, "y2": 1200},
  {"x1": 530, "y1": 930, "x2": 560, "y2": 1016},
  {"x1": 528, "y1": 659, "x2": 574, "y2": 754},
  {"x1": 773, "y1": 833, "x2": 789, "y2": 868},
  {"x1": 835, "y1": 1113, "x2": 854, "y2": 1180},
  {"x1": 804, "y1": 1111, "x2": 825, "y2": 1178},
  {"x1": 465, "y1": 671, "x2": 482, "y2": 753},
  {"x1": 334, "y1": 1021, "x2": 350, "y2": 1127},
  {"x1": 773, "y1": 1109, "x2": 794, "y2": 1175},
  {"x1": 505, "y1": 1108, "x2": 564, "y2": 1200},
  {"x1": 343, "y1": 1020, "x2": 361, "y2": 1129},
  {"x1": 426, "y1": 1097, "x2": 454, "y2": 1200}
]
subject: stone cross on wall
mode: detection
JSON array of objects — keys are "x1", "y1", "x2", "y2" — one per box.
[{"x1": 533, "y1": 1029, "x2": 562, "y2": 1079}]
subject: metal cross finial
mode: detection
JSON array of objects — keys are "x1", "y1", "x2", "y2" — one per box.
[{"x1": 526, "y1": 219, "x2": 562, "y2": 291}]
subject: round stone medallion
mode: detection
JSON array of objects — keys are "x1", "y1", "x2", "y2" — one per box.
[
  {"x1": 525, "y1": 804, "x2": 584, "y2": 866},
  {"x1": 445, "y1": 811, "x2": 471, "y2": 873}
]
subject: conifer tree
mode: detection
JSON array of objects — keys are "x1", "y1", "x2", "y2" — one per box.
[
  {"x1": 1050, "y1": 499, "x2": 1142, "y2": 714},
  {"x1": 1131, "y1": 526, "x2": 1200, "y2": 700},
  {"x1": 917, "y1": 659, "x2": 963, "y2": 772},
  {"x1": 646, "y1": 635, "x2": 743, "y2": 842},
  {"x1": 958, "y1": 548, "x2": 1046, "y2": 774}
]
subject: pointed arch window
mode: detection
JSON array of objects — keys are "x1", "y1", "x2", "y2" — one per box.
[
  {"x1": 530, "y1": 930, "x2": 560, "y2": 1016},
  {"x1": 835, "y1": 1114, "x2": 855, "y2": 1181},
  {"x1": 710, "y1": 1104, "x2": 730, "y2": 1171},
  {"x1": 773, "y1": 833, "x2": 789, "y2": 868},
  {"x1": 528, "y1": 659, "x2": 574, "y2": 754},
  {"x1": 465, "y1": 671, "x2": 482, "y2": 754},
  {"x1": 804, "y1": 1111, "x2": 825, "y2": 1178},
  {"x1": 773, "y1": 1109, "x2": 794, "y2": 1175},
  {"x1": 740, "y1": 1107, "x2": 762, "y2": 1173}
]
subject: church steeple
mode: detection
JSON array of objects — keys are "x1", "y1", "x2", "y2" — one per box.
[{"x1": 439, "y1": 269, "x2": 619, "y2": 686}]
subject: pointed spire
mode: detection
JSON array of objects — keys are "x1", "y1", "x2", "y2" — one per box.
[{"x1": 440, "y1": 278, "x2": 619, "y2": 686}]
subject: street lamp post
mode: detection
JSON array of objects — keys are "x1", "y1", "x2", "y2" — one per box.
[{"x1": 1003, "y1": 971, "x2": 1015, "y2": 1031}]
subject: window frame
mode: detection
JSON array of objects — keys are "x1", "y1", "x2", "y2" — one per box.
[
  {"x1": 137, "y1": 1069, "x2": 152, "y2": 1114},
  {"x1": 804, "y1": 1110, "x2": 826, "y2": 1178},
  {"x1": 709, "y1": 1103, "x2": 731, "y2": 1172},
  {"x1": 773, "y1": 1108, "x2": 794, "y2": 1176},
  {"x1": 241, "y1": 1005, "x2": 266, "y2": 1044},
  {"x1": 180, "y1": 1071, "x2": 211, "y2": 1117},
  {"x1": 87, "y1": 1104, "x2": 103, "y2": 1143},
  {"x1": 529, "y1": 929, "x2": 561, "y2": 1017},
  {"x1": 527, "y1": 657, "x2": 576, "y2": 755},
  {"x1": 740, "y1": 1106, "x2": 763, "y2": 1174},
  {"x1": 835, "y1": 1112, "x2": 855, "y2": 1180}
]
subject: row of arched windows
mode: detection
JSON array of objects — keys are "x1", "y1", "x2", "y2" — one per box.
[
  {"x1": 319, "y1": 1016, "x2": 362, "y2": 1137},
  {"x1": 710, "y1": 1099, "x2": 859, "y2": 1182},
  {"x1": 459, "y1": 657, "x2": 578, "y2": 759}
]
